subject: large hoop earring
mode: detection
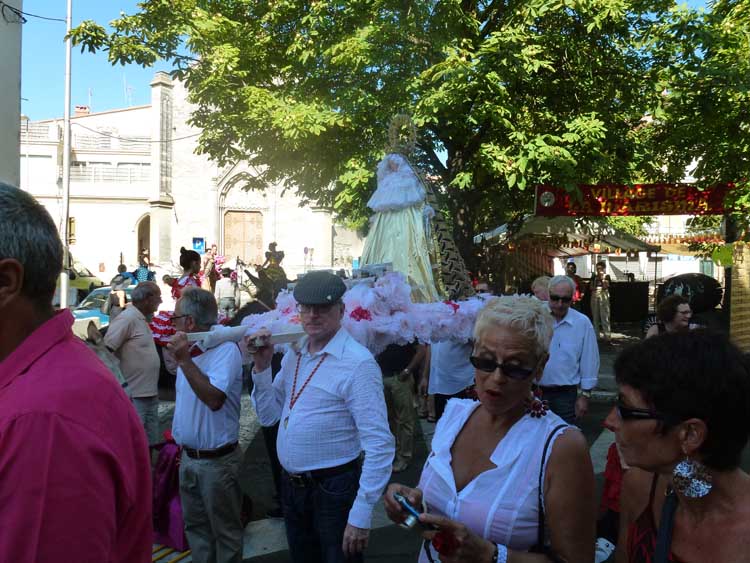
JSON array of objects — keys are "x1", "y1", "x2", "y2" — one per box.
[{"x1": 672, "y1": 457, "x2": 713, "y2": 498}]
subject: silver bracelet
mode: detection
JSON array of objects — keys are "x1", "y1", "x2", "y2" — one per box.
[{"x1": 492, "y1": 544, "x2": 508, "y2": 563}]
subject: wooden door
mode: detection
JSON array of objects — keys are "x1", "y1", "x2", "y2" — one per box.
[{"x1": 224, "y1": 211, "x2": 264, "y2": 266}]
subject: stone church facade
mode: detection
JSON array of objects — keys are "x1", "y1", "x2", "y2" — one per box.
[{"x1": 20, "y1": 72, "x2": 363, "y2": 283}]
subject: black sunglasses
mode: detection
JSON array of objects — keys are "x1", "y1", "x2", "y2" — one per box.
[
  {"x1": 170, "y1": 314, "x2": 190, "y2": 324},
  {"x1": 616, "y1": 401, "x2": 666, "y2": 421},
  {"x1": 469, "y1": 356, "x2": 535, "y2": 380},
  {"x1": 549, "y1": 294, "x2": 572, "y2": 303}
]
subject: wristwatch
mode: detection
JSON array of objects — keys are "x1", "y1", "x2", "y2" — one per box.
[{"x1": 580, "y1": 389, "x2": 592, "y2": 399}]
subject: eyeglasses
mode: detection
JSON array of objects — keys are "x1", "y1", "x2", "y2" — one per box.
[
  {"x1": 296, "y1": 303, "x2": 338, "y2": 315},
  {"x1": 170, "y1": 314, "x2": 190, "y2": 324},
  {"x1": 549, "y1": 294, "x2": 572, "y2": 303},
  {"x1": 616, "y1": 401, "x2": 667, "y2": 422},
  {"x1": 469, "y1": 356, "x2": 535, "y2": 380}
]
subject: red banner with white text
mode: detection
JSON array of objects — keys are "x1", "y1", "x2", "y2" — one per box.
[{"x1": 535, "y1": 183, "x2": 734, "y2": 216}]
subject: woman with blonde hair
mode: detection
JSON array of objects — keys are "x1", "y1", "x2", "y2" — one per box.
[{"x1": 385, "y1": 295, "x2": 596, "y2": 562}]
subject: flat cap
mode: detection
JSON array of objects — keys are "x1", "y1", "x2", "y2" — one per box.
[{"x1": 293, "y1": 270, "x2": 346, "y2": 305}]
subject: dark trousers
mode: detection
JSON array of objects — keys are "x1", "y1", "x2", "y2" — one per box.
[
  {"x1": 434, "y1": 389, "x2": 473, "y2": 422},
  {"x1": 281, "y1": 466, "x2": 362, "y2": 563},
  {"x1": 262, "y1": 422, "x2": 282, "y2": 499},
  {"x1": 539, "y1": 385, "x2": 577, "y2": 424}
]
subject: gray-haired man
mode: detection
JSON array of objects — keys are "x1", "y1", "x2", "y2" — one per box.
[
  {"x1": 249, "y1": 271, "x2": 394, "y2": 563},
  {"x1": 538, "y1": 275, "x2": 599, "y2": 423},
  {"x1": 167, "y1": 287, "x2": 244, "y2": 563},
  {"x1": 104, "y1": 280, "x2": 163, "y2": 445}
]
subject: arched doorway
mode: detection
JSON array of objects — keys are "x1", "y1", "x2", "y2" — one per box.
[{"x1": 136, "y1": 214, "x2": 151, "y2": 263}]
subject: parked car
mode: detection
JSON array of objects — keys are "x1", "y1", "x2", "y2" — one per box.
[
  {"x1": 55, "y1": 260, "x2": 107, "y2": 305},
  {"x1": 72, "y1": 286, "x2": 134, "y2": 328},
  {"x1": 68, "y1": 261, "x2": 107, "y2": 301}
]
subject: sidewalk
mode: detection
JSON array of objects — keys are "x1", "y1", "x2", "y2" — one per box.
[
  {"x1": 153, "y1": 400, "x2": 620, "y2": 563},
  {"x1": 594, "y1": 321, "x2": 642, "y2": 400}
]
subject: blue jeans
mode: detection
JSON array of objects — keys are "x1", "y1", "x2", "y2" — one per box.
[
  {"x1": 540, "y1": 386, "x2": 577, "y2": 424},
  {"x1": 281, "y1": 466, "x2": 362, "y2": 563}
]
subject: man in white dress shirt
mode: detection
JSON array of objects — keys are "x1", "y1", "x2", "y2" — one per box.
[
  {"x1": 167, "y1": 287, "x2": 244, "y2": 563},
  {"x1": 422, "y1": 339, "x2": 476, "y2": 422},
  {"x1": 249, "y1": 271, "x2": 395, "y2": 563},
  {"x1": 538, "y1": 275, "x2": 599, "y2": 424}
]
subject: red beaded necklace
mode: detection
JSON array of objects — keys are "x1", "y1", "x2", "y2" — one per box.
[{"x1": 289, "y1": 352, "x2": 327, "y2": 411}]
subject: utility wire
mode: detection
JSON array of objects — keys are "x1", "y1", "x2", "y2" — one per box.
[
  {"x1": 72, "y1": 122, "x2": 201, "y2": 144},
  {"x1": 0, "y1": 1, "x2": 66, "y2": 23}
]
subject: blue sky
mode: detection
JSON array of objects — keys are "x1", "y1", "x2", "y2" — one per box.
[
  {"x1": 21, "y1": 0, "x2": 708, "y2": 121},
  {"x1": 21, "y1": 0, "x2": 170, "y2": 120}
]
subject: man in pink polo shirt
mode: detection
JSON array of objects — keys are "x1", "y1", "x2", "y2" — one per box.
[{"x1": 0, "y1": 183, "x2": 152, "y2": 562}]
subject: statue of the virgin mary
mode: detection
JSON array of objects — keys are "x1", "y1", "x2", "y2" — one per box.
[{"x1": 360, "y1": 136, "x2": 440, "y2": 303}]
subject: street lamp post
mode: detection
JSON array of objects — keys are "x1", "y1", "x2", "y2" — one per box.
[{"x1": 59, "y1": 0, "x2": 73, "y2": 308}]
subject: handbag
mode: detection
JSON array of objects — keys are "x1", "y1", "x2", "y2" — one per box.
[
  {"x1": 529, "y1": 423, "x2": 568, "y2": 562},
  {"x1": 152, "y1": 434, "x2": 190, "y2": 552},
  {"x1": 655, "y1": 489, "x2": 678, "y2": 563}
]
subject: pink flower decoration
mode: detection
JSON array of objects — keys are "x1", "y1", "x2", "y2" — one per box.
[
  {"x1": 443, "y1": 300, "x2": 459, "y2": 313},
  {"x1": 350, "y1": 306, "x2": 373, "y2": 321}
]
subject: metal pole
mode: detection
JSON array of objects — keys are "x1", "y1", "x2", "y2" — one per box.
[{"x1": 59, "y1": 0, "x2": 73, "y2": 308}]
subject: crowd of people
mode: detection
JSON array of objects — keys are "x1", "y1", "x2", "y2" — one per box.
[{"x1": 2, "y1": 180, "x2": 750, "y2": 563}]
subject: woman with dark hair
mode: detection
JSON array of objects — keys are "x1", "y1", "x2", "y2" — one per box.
[
  {"x1": 150, "y1": 247, "x2": 202, "y2": 347},
  {"x1": 173, "y1": 247, "x2": 201, "y2": 300},
  {"x1": 644, "y1": 295, "x2": 694, "y2": 338},
  {"x1": 608, "y1": 331, "x2": 750, "y2": 563},
  {"x1": 601, "y1": 294, "x2": 697, "y2": 557}
]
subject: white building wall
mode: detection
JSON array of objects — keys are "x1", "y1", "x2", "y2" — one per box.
[
  {"x1": 1, "y1": 0, "x2": 22, "y2": 187},
  {"x1": 169, "y1": 80, "x2": 221, "y2": 259},
  {"x1": 19, "y1": 72, "x2": 364, "y2": 292}
]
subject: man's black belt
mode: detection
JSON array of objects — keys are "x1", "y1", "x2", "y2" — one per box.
[
  {"x1": 537, "y1": 384, "x2": 578, "y2": 393},
  {"x1": 183, "y1": 442, "x2": 238, "y2": 459},
  {"x1": 284, "y1": 458, "x2": 360, "y2": 487}
]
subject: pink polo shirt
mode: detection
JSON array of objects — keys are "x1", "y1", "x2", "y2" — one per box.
[{"x1": 0, "y1": 310, "x2": 152, "y2": 563}]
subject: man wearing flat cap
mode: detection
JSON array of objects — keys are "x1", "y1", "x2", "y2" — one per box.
[{"x1": 249, "y1": 270, "x2": 395, "y2": 563}]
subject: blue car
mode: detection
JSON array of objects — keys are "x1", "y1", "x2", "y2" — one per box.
[{"x1": 72, "y1": 286, "x2": 135, "y2": 328}]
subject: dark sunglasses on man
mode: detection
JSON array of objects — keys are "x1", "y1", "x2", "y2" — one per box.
[
  {"x1": 469, "y1": 356, "x2": 535, "y2": 380},
  {"x1": 549, "y1": 294, "x2": 572, "y2": 303}
]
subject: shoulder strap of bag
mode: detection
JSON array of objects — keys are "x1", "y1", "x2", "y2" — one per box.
[
  {"x1": 535, "y1": 423, "x2": 569, "y2": 550},
  {"x1": 655, "y1": 489, "x2": 678, "y2": 563}
]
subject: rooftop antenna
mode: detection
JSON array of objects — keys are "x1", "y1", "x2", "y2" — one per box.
[{"x1": 123, "y1": 75, "x2": 134, "y2": 107}]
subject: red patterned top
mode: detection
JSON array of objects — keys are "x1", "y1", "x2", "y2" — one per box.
[
  {"x1": 600, "y1": 442, "x2": 624, "y2": 513},
  {"x1": 627, "y1": 475, "x2": 683, "y2": 563},
  {"x1": 150, "y1": 275, "x2": 201, "y2": 346}
]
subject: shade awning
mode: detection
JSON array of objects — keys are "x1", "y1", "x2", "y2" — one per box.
[{"x1": 473, "y1": 216, "x2": 661, "y2": 256}]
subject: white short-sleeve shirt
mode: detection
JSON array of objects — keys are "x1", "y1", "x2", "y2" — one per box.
[
  {"x1": 428, "y1": 340, "x2": 475, "y2": 396},
  {"x1": 173, "y1": 341, "x2": 243, "y2": 450}
]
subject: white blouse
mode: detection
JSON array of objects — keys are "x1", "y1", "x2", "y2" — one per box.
[{"x1": 417, "y1": 399, "x2": 571, "y2": 562}]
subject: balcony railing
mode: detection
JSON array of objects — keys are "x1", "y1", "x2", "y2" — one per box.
[
  {"x1": 20, "y1": 122, "x2": 150, "y2": 152},
  {"x1": 20, "y1": 123, "x2": 60, "y2": 142},
  {"x1": 70, "y1": 166, "x2": 151, "y2": 183},
  {"x1": 72, "y1": 134, "x2": 150, "y2": 152}
]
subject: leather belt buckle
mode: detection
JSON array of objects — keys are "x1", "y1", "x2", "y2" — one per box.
[{"x1": 287, "y1": 473, "x2": 308, "y2": 488}]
